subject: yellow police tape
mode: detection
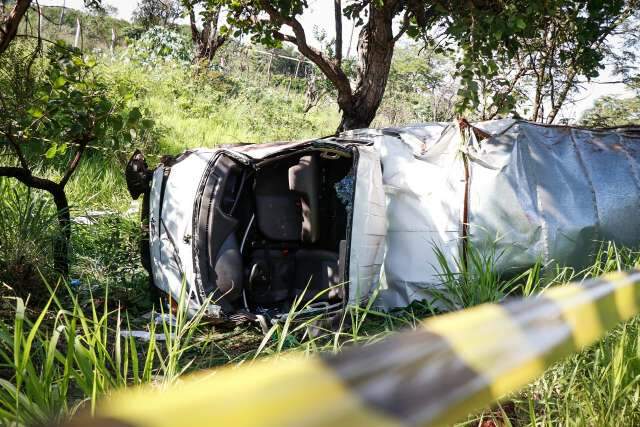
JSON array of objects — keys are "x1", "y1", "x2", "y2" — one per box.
[{"x1": 69, "y1": 270, "x2": 640, "y2": 427}]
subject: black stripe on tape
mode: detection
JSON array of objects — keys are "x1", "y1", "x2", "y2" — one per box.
[{"x1": 321, "y1": 328, "x2": 492, "y2": 425}]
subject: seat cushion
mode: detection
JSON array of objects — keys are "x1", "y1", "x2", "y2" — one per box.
[
  {"x1": 254, "y1": 163, "x2": 302, "y2": 241},
  {"x1": 247, "y1": 249, "x2": 295, "y2": 305},
  {"x1": 293, "y1": 249, "x2": 341, "y2": 302}
]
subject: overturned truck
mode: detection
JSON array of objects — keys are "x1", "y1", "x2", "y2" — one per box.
[{"x1": 126, "y1": 119, "x2": 640, "y2": 322}]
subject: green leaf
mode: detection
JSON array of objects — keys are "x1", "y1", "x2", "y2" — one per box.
[
  {"x1": 97, "y1": 99, "x2": 113, "y2": 114},
  {"x1": 45, "y1": 144, "x2": 57, "y2": 159},
  {"x1": 53, "y1": 76, "x2": 67, "y2": 89},
  {"x1": 95, "y1": 123, "x2": 107, "y2": 138},
  {"x1": 27, "y1": 106, "x2": 44, "y2": 119},
  {"x1": 127, "y1": 107, "x2": 142, "y2": 124},
  {"x1": 111, "y1": 116, "x2": 123, "y2": 132},
  {"x1": 516, "y1": 18, "x2": 527, "y2": 30},
  {"x1": 406, "y1": 26, "x2": 419, "y2": 38}
]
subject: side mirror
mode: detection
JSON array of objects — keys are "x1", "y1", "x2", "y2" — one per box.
[{"x1": 125, "y1": 149, "x2": 152, "y2": 200}]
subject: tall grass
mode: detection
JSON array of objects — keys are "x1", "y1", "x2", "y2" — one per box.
[
  {"x1": 428, "y1": 243, "x2": 515, "y2": 309},
  {"x1": 0, "y1": 281, "x2": 210, "y2": 426},
  {"x1": 1, "y1": 242, "x2": 640, "y2": 426},
  {"x1": 0, "y1": 180, "x2": 58, "y2": 291},
  {"x1": 101, "y1": 61, "x2": 340, "y2": 156},
  {"x1": 510, "y1": 318, "x2": 640, "y2": 426},
  {"x1": 458, "y1": 242, "x2": 640, "y2": 426},
  {"x1": 513, "y1": 243, "x2": 640, "y2": 426}
]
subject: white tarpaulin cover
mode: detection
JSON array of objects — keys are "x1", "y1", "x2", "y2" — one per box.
[{"x1": 346, "y1": 119, "x2": 640, "y2": 309}]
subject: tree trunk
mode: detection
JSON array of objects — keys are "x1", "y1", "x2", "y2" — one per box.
[
  {"x1": 334, "y1": 0, "x2": 342, "y2": 64},
  {"x1": 110, "y1": 27, "x2": 116, "y2": 55},
  {"x1": 188, "y1": 8, "x2": 199, "y2": 44},
  {"x1": 0, "y1": 0, "x2": 32, "y2": 55},
  {"x1": 530, "y1": 65, "x2": 545, "y2": 122},
  {"x1": 59, "y1": 0, "x2": 66, "y2": 27},
  {"x1": 337, "y1": 5, "x2": 395, "y2": 131},
  {"x1": 546, "y1": 67, "x2": 578, "y2": 124},
  {"x1": 204, "y1": 6, "x2": 225, "y2": 60},
  {"x1": 259, "y1": 0, "x2": 400, "y2": 132},
  {"x1": 189, "y1": 6, "x2": 227, "y2": 62},
  {"x1": 51, "y1": 186, "x2": 70, "y2": 277},
  {"x1": 0, "y1": 167, "x2": 71, "y2": 276}
]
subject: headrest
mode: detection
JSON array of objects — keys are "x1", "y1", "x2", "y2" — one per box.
[{"x1": 289, "y1": 155, "x2": 320, "y2": 243}]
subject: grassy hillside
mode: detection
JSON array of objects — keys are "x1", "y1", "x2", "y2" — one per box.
[
  {"x1": 127, "y1": 64, "x2": 340, "y2": 152},
  {"x1": 18, "y1": 5, "x2": 133, "y2": 50},
  {"x1": 58, "y1": 60, "x2": 339, "y2": 210}
]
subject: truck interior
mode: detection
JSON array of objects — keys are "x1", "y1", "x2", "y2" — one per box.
[{"x1": 194, "y1": 146, "x2": 356, "y2": 317}]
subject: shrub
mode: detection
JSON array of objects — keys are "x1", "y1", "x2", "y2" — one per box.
[
  {"x1": 123, "y1": 26, "x2": 193, "y2": 66},
  {"x1": 0, "y1": 180, "x2": 58, "y2": 301},
  {"x1": 71, "y1": 213, "x2": 152, "y2": 313}
]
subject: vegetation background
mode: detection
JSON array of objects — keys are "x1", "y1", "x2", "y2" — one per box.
[{"x1": 0, "y1": 0, "x2": 640, "y2": 426}]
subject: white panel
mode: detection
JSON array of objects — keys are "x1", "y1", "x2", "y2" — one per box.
[
  {"x1": 150, "y1": 150, "x2": 216, "y2": 310},
  {"x1": 348, "y1": 145, "x2": 387, "y2": 304},
  {"x1": 377, "y1": 127, "x2": 464, "y2": 309}
]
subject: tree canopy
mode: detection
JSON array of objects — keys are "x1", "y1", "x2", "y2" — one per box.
[
  {"x1": 454, "y1": 0, "x2": 639, "y2": 121},
  {"x1": 0, "y1": 38, "x2": 149, "y2": 274},
  {"x1": 133, "y1": 0, "x2": 182, "y2": 29},
  {"x1": 212, "y1": 0, "x2": 637, "y2": 130},
  {"x1": 182, "y1": 0, "x2": 228, "y2": 61}
]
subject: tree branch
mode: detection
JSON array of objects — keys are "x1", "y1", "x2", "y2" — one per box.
[
  {"x1": 187, "y1": 5, "x2": 200, "y2": 44},
  {"x1": 334, "y1": 0, "x2": 342, "y2": 64},
  {"x1": 393, "y1": 10, "x2": 411, "y2": 42},
  {"x1": 0, "y1": 0, "x2": 32, "y2": 54},
  {"x1": 272, "y1": 31, "x2": 297, "y2": 45},
  {"x1": 546, "y1": 9, "x2": 629, "y2": 124},
  {"x1": 59, "y1": 133, "x2": 92, "y2": 188},
  {"x1": 3, "y1": 130, "x2": 30, "y2": 170},
  {"x1": 259, "y1": 1, "x2": 352, "y2": 101},
  {"x1": 14, "y1": 33, "x2": 77, "y2": 50},
  {"x1": 28, "y1": 3, "x2": 58, "y2": 26},
  {"x1": 488, "y1": 65, "x2": 528, "y2": 119},
  {"x1": 0, "y1": 166, "x2": 59, "y2": 194}
]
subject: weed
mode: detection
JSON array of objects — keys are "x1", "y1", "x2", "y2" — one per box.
[
  {"x1": 427, "y1": 242, "x2": 518, "y2": 309},
  {"x1": 0, "y1": 180, "x2": 58, "y2": 301},
  {"x1": 0, "y1": 281, "x2": 211, "y2": 426}
]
